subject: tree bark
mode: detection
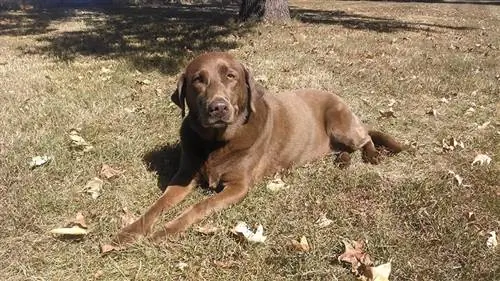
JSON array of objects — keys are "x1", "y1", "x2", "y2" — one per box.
[{"x1": 239, "y1": 0, "x2": 290, "y2": 22}]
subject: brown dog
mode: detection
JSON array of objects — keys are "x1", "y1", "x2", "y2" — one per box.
[{"x1": 114, "y1": 52, "x2": 402, "y2": 244}]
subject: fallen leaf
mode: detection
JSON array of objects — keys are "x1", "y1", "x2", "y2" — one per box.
[
  {"x1": 73, "y1": 212, "x2": 88, "y2": 228},
  {"x1": 100, "y1": 243, "x2": 125, "y2": 255},
  {"x1": 266, "y1": 177, "x2": 289, "y2": 192},
  {"x1": 291, "y1": 236, "x2": 310, "y2": 252},
  {"x1": 487, "y1": 231, "x2": 497, "y2": 249},
  {"x1": 232, "y1": 221, "x2": 266, "y2": 243},
  {"x1": 83, "y1": 177, "x2": 104, "y2": 199},
  {"x1": 387, "y1": 99, "x2": 396, "y2": 107},
  {"x1": 100, "y1": 164, "x2": 123, "y2": 179},
  {"x1": 194, "y1": 224, "x2": 220, "y2": 235},
  {"x1": 176, "y1": 261, "x2": 188, "y2": 271},
  {"x1": 50, "y1": 225, "x2": 88, "y2": 236},
  {"x1": 378, "y1": 109, "x2": 396, "y2": 118},
  {"x1": 448, "y1": 170, "x2": 464, "y2": 186},
  {"x1": 361, "y1": 262, "x2": 392, "y2": 281},
  {"x1": 69, "y1": 129, "x2": 94, "y2": 152},
  {"x1": 477, "y1": 121, "x2": 491, "y2": 130},
  {"x1": 472, "y1": 154, "x2": 492, "y2": 166},
  {"x1": 29, "y1": 155, "x2": 52, "y2": 169},
  {"x1": 120, "y1": 207, "x2": 137, "y2": 228},
  {"x1": 50, "y1": 212, "x2": 90, "y2": 236},
  {"x1": 315, "y1": 212, "x2": 333, "y2": 228},
  {"x1": 338, "y1": 240, "x2": 373, "y2": 274}
]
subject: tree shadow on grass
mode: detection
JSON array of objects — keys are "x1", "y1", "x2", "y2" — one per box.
[
  {"x1": 0, "y1": 9, "x2": 74, "y2": 36},
  {"x1": 15, "y1": 3, "x2": 250, "y2": 74},
  {"x1": 290, "y1": 7, "x2": 476, "y2": 33}
]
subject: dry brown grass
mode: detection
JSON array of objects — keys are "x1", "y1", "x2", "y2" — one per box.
[{"x1": 1, "y1": 1, "x2": 499, "y2": 280}]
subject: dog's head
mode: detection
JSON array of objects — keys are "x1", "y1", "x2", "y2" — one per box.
[{"x1": 171, "y1": 52, "x2": 261, "y2": 128}]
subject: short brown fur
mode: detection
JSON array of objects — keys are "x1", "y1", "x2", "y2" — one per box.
[{"x1": 114, "y1": 52, "x2": 403, "y2": 244}]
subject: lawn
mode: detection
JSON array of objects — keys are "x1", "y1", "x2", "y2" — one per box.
[{"x1": 0, "y1": 0, "x2": 499, "y2": 280}]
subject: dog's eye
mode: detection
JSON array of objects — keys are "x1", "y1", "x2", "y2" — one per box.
[
  {"x1": 227, "y1": 73, "x2": 236, "y2": 79},
  {"x1": 192, "y1": 75, "x2": 202, "y2": 83}
]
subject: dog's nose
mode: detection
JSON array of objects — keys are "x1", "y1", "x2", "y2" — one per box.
[{"x1": 208, "y1": 99, "x2": 229, "y2": 118}]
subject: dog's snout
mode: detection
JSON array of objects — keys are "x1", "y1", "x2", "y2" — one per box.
[{"x1": 208, "y1": 99, "x2": 229, "y2": 118}]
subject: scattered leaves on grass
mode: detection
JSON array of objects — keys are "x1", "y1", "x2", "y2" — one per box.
[
  {"x1": 69, "y1": 129, "x2": 94, "y2": 152},
  {"x1": 338, "y1": 240, "x2": 392, "y2": 281},
  {"x1": 379, "y1": 108, "x2": 396, "y2": 118},
  {"x1": 442, "y1": 137, "x2": 464, "y2": 151},
  {"x1": 472, "y1": 154, "x2": 492, "y2": 166},
  {"x1": 315, "y1": 212, "x2": 334, "y2": 228},
  {"x1": 194, "y1": 224, "x2": 220, "y2": 235},
  {"x1": 50, "y1": 212, "x2": 88, "y2": 236},
  {"x1": 291, "y1": 236, "x2": 310, "y2": 252},
  {"x1": 486, "y1": 231, "x2": 497, "y2": 249},
  {"x1": 360, "y1": 262, "x2": 392, "y2": 281},
  {"x1": 232, "y1": 221, "x2": 266, "y2": 243},
  {"x1": 29, "y1": 155, "x2": 52, "y2": 169},
  {"x1": 448, "y1": 170, "x2": 464, "y2": 186},
  {"x1": 266, "y1": 177, "x2": 289, "y2": 192},
  {"x1": 338, "y1": 240, "x2": 372, "y2": 274},
  {"x1": 83, "y1": 177, "x2": 104, "y2": 199},
  {"x1": 100, "y1": 164, "x2": 124, "y2": 180}
]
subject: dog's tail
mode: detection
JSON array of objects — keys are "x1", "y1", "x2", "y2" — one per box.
[{"x1": 368, "y1": 130, "x2": 404, "y2": 153}]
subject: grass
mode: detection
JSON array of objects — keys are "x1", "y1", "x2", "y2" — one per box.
[{"x1": 1, "y1": 0, "x2": 499, "y2": 280}]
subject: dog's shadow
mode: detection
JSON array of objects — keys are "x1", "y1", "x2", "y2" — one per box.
[{"x1": 142, "y1": 143, "x2": 181, "y2": 192}]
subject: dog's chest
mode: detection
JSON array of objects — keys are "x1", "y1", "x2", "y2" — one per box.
[{"x1": 198, "y1": 145, "x2": 236, "y2": 190}]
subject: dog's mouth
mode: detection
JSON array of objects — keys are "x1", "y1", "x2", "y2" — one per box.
[{"x1": 200, "y1": 115, "x2": 232, "y2": 128}]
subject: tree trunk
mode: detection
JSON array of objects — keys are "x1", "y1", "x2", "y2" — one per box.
[{"x1": 239, "y1": 0, "x2": 290, "y2": 22}]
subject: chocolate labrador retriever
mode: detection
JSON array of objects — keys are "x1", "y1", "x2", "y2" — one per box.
[{"x1": 114, "y1": 52, "x2": 402, "y2": 245}]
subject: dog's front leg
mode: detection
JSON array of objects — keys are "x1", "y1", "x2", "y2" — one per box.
[
  {"x1": 150, "y1": 181, "x2": 249, "y2": 241},
  {"x1": 113, "y1": 177, "x2": 197, "y2": 245}
]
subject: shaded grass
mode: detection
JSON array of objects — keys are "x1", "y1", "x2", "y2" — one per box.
[{"x1": 1, "y1": 0, "x2": 499, "y2": 280}]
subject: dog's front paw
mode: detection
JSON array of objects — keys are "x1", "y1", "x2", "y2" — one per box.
[{"x1": 112, "y1": 221, "x2": 147, "y2": 246}]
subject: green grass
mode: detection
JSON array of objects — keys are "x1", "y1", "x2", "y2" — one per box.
[{"x1": 1, "y1": 1, "x2": 499, "y2": 280}]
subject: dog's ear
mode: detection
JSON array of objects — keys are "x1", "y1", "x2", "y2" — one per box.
[
  {"x1": 171, "y1": 74, "x2": 186, "y2": 117},
  {"x1": 242, "y1": 64, "x2": 263, "y2": 113}
]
